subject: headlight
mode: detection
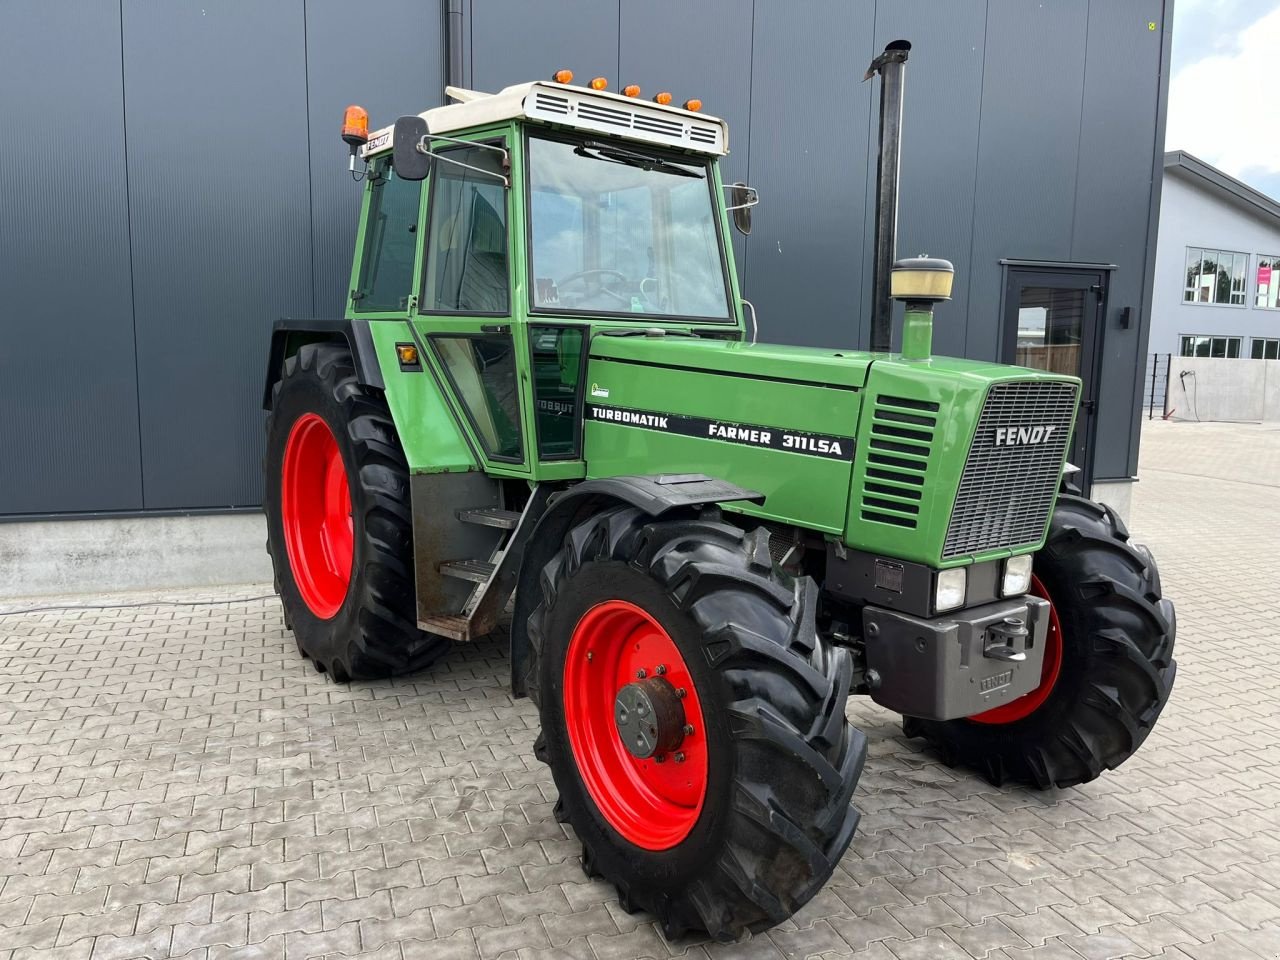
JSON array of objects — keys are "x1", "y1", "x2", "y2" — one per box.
[
  {"x1": 934, "y1": 568, "x2": 967, "y2": 612},
  {"x1": 1002, "y1": 555, "x2": 1034, "y2": 597}
]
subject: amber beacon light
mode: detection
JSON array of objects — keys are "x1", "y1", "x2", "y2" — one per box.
[{"x1": 341, "y1": 104, "x2": 369, "y2": 172}]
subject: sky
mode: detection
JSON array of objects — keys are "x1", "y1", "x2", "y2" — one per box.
[{"x1": 1166, "y1": 0, "x2": 1280, "y2": 200}]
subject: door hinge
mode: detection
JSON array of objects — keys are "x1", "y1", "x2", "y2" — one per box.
[{"x1": 1083, "y1": 400, "x2": 1097, "y2": 414}]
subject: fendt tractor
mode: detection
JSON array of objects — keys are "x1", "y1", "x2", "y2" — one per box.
[{"x1": 262, "y1": 44, "x2": 1176, "y2": 941}]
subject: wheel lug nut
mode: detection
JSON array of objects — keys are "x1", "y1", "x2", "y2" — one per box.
[
  {"x1": 675, "y1": 688, "x2": 686, "y2": 699},
  {"x1": 655, "y1": 664, "x2": 667, "y2": 675},
  {"x1": 655, "y1": 754, "x2": 665, "y2": 763},
  {"x1": 636, "y1": 668, "x2": 647, "y2": 679},
  {"x1": 683, "y1": 724, "x2": 694, "y2": 736},
  {"x1": 587, "y1": 651, "x2": 593, "y2": 661},
  {"x1": 674, "y1": 752, "x2": 686, "y2": 763}
]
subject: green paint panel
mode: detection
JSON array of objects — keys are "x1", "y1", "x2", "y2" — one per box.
[
  {"x1": 368, "y1": 321, "x2": 477, "y2": 474},
  {"x1": 584, "y1": 342, "x2": 865, "y2": 533},
  {"x1": 589, "y1": 336, "x2": 871, "y2": 389}
]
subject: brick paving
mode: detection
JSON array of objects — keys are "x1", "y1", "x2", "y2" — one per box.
[{"x1": 2, "y1": 419, "x2": 1279, "y2": 960}]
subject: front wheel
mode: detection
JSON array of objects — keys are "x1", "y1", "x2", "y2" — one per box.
[
  {"x1": 527, "y1": 507, "x2": 866, "y2": 941},
  {"x1": 904, "y1": 495, "x2": 1177, "y2": 789}
]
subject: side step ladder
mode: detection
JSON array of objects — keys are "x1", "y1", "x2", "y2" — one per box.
[{"x1": 419, "y1": 488, "x2": 550, "y2": 642}]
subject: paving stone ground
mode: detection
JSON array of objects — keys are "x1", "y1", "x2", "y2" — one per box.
[{"x1": 2, "y1": 418, "x2": 1279, "y2": 960}]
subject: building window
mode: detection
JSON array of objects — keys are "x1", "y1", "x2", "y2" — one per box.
[
  {"x1": 1251, "y1": 338, "x2": 1280, "y2": 360},
  {"x1": 1183, "y1": 247, "x2": 1247, "y2": 305},
  {"x1": 1180, "y1": 335, "x2": 1242, "y2": 358},
  {"x1": 1256, "y1": 255, "x2": 1279, "y2": 310}
]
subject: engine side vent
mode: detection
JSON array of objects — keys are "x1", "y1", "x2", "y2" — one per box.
[{"x1": 860, "y1": 395, "x2": 938, "y2": 529}]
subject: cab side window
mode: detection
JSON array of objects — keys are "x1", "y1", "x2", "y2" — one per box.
[
  {"x1": 353, "y1": 158, "x2": 422, "y2": 312},
  {"x1": 422, "y1": 144, "x2": 509, "y2": 314}
]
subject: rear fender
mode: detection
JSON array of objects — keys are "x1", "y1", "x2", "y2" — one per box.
[
  {"x1": 262, "y1": 319, "x2": 382, "y2": 410},
  {"x1": 264, "y1": 318, "x2": 476, "y2": 475},
  {"x1": 509, "y1": 475, "x2": 764, "y2": 697}
]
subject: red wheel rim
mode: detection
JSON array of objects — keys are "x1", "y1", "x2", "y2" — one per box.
[
  {"x1": 281, "y1": 413, "x2": 354, "y2": 619},
  {"x1": 563, "y1": 600, "x2": 708, "y2": 850},
  {"x1": 970, "y1": 575, "x2": 1063, "y2": 725}
]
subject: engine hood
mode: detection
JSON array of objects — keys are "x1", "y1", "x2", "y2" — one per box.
[{"x1": 587, "y1": 335, "x2": 873, "y2": 389}]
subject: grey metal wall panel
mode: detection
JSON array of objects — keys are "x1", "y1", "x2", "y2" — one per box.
[
  {"x1": 1072, "y1": 0, "x2": 1166, "y2": 480},
  {"x1": 861, "y1": 4, "x2": 987, "y2": 359},
  {"x1": 123, "y1": 0, "x2": 313, "y2": 509},
  {"x1": 0, "y1": 2, "x2": 143, "y2": 515},
  {"x1": 470, "y1": 1, "x2": 619, "y2": 94},
  {"x1": 306, "y1": 1, "x2": 444, "y2": 318},
  {"x1": 966, "y1": 0, "x2": 1089, "y2": 360},
  {"x1": 743, "y1": 0, "x2": 875, "y2": 349}
]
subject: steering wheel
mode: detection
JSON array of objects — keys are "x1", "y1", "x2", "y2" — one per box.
[{"x1": 557, "y1": 268, "x2": 632, "y2": 306}]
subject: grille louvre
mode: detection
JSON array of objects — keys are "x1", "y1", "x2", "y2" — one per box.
[
  {"x1": 526, "y1": 89, "x2": 725, "y2": 153},
  {"x1": 860, "y1": 395, "x2": 938, "y2": 529},
  {"x1": 943, "y1": 380, "x2": 1078, "y2": 558}
]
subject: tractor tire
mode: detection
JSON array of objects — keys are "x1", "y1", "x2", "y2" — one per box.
[
  {"x1": 527, "y1": 506, "x2": 866, "y2": 941},
  {"x1": 264, "y1": 343, "x2": 447, "y2": 680},
  {"x1": 903, "y1": 495, "x2": 1176, "y2": 789}
]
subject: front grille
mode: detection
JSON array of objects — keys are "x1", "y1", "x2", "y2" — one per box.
[
  {"x1": 942, "y1": 380, "x2": 1078, "y2": 558},
  {"x1": 859, "y1": 395, "x2": 938, "y2": 529}
]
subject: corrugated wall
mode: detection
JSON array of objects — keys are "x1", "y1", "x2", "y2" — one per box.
[{"x1": 0, "y1": 0, "x2": 1168, "y2": 516}]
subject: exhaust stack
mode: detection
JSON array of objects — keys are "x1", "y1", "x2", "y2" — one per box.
[{"x1": 864, "y1": 40, "x2": 911, "y2": 352}]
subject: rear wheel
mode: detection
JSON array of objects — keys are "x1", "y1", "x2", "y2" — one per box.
[
  {"x1": 904, "y1": 495, "x2": 1176, "y2": 788},
  {"x1": 528, "y1": 506, "x2": 866, "y2": 940},
  {"x1": 264, "y1": 343, "x2": 448, "y2": 680}
]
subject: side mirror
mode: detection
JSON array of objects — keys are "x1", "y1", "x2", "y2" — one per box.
[
  {"x1": 727, "y1": 182, "x2": 758, "y2": 236},
  {"x1": 392, "y1": 115, "x2": 431, "y2": 181}
]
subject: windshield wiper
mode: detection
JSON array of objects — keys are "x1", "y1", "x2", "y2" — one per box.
[{"x1": 573, "y1": 141, "x2": 704, "y2": 179}]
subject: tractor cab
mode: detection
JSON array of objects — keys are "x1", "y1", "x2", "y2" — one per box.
[{"x1": 343, "y1": 78, "x2": 756, "y2": 481}]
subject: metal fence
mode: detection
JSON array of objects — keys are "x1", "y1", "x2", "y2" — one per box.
[{"x1": 1145, "y1": 353, "x2": 1173, "y2": 420}]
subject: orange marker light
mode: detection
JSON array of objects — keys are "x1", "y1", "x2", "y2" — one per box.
[
  {"x1": 552, "y1": 69, "x2": 574, "y2": 84},
  {"x1": 341, "y1": 104, "x2": 369, "y2": 146},
  {"x1": 653, "y1": 91, "x2": 673, "y2": 105},
  {"x1": 589, "y1": 77, "x2": 608, "y2": 91},
  {"x1": 396, "y1": 343, "x2": 419, "y2": 365},
  {"x1": 622, "y1": 84, "x2": 641, "y2": 98},
  {"x1": 683, "y1": 98, "x2": 702, "y2": 113}
]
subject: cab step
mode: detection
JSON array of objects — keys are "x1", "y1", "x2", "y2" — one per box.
[
  {"x1": 440, "y1": 559, "x2": 496, "y2": 583},
  {"x1": 418, "y1": 614, "x2": 470, "y2": 641},
  {"x1": 457, "y1": 507, "x2": 521, "y2": 530}
]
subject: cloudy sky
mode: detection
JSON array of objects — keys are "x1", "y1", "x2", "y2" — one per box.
[{"x1": 1166, "y1": 0, "x2": 1280, "y2": 199}]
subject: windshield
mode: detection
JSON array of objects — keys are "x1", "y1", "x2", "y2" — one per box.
[{"x1": 526, "y1": 134, "x2": 733, "y2": 320}]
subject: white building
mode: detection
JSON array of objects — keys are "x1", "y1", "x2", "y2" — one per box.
[{"x1": 1150, "y1": 152, "x2": 1280, "y2": 361}]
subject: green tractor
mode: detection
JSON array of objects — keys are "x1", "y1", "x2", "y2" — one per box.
[{"x1": 262, "y1": 45, "x2": 1176, "y2": 941}]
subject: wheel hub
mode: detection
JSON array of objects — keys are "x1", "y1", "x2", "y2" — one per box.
[
  {"x1": 614, "y1": 678, "x2": 686, "y2": 759},
  {"x1": 562, "y1": 599, "x2": 709, "y2": 850}
]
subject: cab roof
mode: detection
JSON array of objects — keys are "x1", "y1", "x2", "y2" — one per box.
[{"x1": 361, "y1": 81, "x2": 728, "y2": 160}]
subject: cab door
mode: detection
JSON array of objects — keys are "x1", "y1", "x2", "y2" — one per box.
[{"x1": 413, "y1": 134, "x2": 532, "y2": 476}]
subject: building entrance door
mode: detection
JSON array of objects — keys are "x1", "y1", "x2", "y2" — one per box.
[{"x1": 1002, "y1": 267, "x2": 1106, "y2": 489}]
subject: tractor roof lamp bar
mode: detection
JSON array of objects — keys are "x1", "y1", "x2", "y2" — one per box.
[{"x1": 865, "y1": 40, "x2": 911, "y2": 353}]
